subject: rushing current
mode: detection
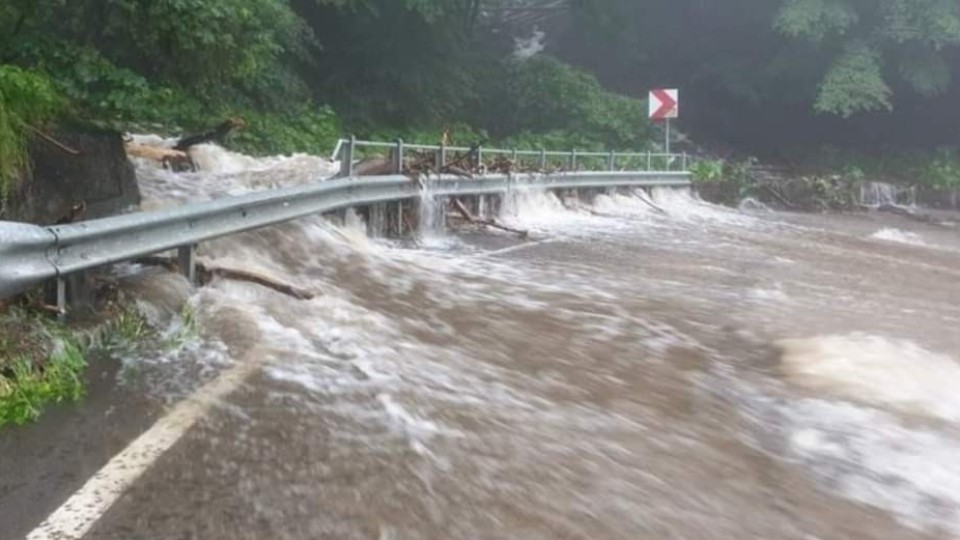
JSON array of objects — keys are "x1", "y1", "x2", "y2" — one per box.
[{"x1": 92, "y1": 140, "x2": 960, "y2": 539}]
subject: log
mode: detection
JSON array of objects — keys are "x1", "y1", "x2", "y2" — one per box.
[
  {"x1": 132, "y1": 256, "x2": 314, "y2": 300},
  {"x1": 353, "y1": 157, "x2": 395, "y2": 176},
  {"x1": 452, "y1": 198, "x2": 528, "y2": 238},
  {"x1": 202, "y1": 267, "x2": 315, "y2": 300},
  {"x1": 173, "y1": 117, "x2": 245, "y2": 151},
  {"x1": 125, "y1": 142, "x2": 188, "y2": 163},
  {"x1": 124, "y1": 142, "x2": 195, "y2": 172}
]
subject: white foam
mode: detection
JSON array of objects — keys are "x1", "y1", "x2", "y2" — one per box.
[
  {"x1": 779, "y1": 333, "x2": 960, "y2": 422},
  {"x1": 870, "y1": 228, "x2": 926, "y2": 246},
  {"x1": 785, "y1": 399, "x2": 960, "y2": 535}
]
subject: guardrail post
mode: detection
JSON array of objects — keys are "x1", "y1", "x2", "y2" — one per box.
[
  {"x1": 646, "y1": 152, "x2": 652, "y2": 171},
  {"x1": 570, "y1": 150, "x2": 577, "y2": 171},
  {"x1": 56, "y1": 278, "x2": 67, "y2": 317},
  {"x1": 178, "y1": 244, "x2": 197, "y2": 284},
  {"x1": 394, "y1": 138, "x2": 405, "y2": 174},
  {"x1": 340, "y1": 135, "x2": 356, "y2": 177},
  {"x1": 476, "y1": 145, "x2": 483, "y2": 172},
  {"x1": 608, "y1": 151, "x2": 616, "y2": 171},
  {"x1": 512, "y1": 149, "x2": 518, "y2": 169},
  {"x1": 539, "y1": 149, "x2": 547, "y2": 171},
  {"x1": 438, "y1": 142, "x2": 447, "y2": 171},
  {"x1": 682, "y1": 152, "x2": 688, "y2": 171}
]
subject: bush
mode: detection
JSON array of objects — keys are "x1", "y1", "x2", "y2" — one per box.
[{"x1": 0, "y1": 66, "x2": 63, "y2": 194}]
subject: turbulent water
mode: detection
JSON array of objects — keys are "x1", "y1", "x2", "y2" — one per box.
[{"x1": 104, "y1": 140, "x2": 960, "y2": 539}]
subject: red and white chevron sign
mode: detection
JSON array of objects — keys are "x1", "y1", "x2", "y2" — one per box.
[{"x1": 649, "y1": 89, "x2": 679, "y2": 120}]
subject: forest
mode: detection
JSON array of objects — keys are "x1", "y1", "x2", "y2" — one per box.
[{"x1": 1, "y1": 0, "x2": 959, "y2": 188}]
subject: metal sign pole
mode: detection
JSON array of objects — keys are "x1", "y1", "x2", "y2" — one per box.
[{"x1": 665, "y1": 118, "x2": 671, "y2": 155}]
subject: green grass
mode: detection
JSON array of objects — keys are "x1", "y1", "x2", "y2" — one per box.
[
  {"x1": 0, "y1": 299, "x2": 197, "y2": 429},
  {"x1": 0, "y1": 337, "x2": 86, "y2": 427}
]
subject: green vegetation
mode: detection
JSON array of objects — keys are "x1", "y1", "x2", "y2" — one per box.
[
  {"x1": 561, "y1": 0, "x2": 960, "y2": 149},
  {"x1": 0, "y1": 0, "x2": 657, "y2": 167},
  {"x1": 0, "y1": 300, "x2": 198, "y2": 428},
  {"x1": 0, "y1": 66, "x2": 62, "y2": 194},
  {"x1": 4, "y1": 0, "x2": 957, "y2": 159},
  {"x1": 0, "y1": 307, "x2": 85, "y2": 426}
]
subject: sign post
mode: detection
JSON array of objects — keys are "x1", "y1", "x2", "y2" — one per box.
[{"x1": 649, "y1": 89, "x2": 679, "y2": 154}]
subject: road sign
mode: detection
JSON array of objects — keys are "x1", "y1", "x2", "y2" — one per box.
[{"x1": 649, "y1": 89, "x2": 679, "y2": 120}]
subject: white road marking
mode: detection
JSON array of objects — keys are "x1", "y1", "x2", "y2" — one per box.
[{"x1": 26, "y1": 360, "x2": 259, "y2": 540}]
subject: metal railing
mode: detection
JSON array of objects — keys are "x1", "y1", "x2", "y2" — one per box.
[
  {"x1": 332, "y1": 137, "x2": 689, "y2": 177},
  {"x1": 1, "y1": 141, "x2": 692, "y2": 307}
]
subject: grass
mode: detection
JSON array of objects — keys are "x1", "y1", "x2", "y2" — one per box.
[
  {"x1": 0, "y1": 298, "x2": 197, "y2": 429},
  {"x1": 0, "y1": 341, "x2": 86, "y2": 426},
  {"x1": 0, "y1": 308, "x2": 87, "y2": 427}
]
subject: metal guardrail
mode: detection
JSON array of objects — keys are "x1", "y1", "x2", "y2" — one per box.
[
  {"x1": 0, "y1": 168, "x2": 690, "y2": 304},
  {"x1": 332, "y1": 137, "x2": 689, "y2": 176}
]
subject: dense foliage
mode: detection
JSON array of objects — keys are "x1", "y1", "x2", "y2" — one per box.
[
  {"x1": 558, "y1": 0, "x2": 960, "y2": 150},
  {"x1": 1, "y1": 0, "x2": 958, "y2": 169},
  {"x1": 0, "y1": 0, "x2": 653, "y2": 172}
]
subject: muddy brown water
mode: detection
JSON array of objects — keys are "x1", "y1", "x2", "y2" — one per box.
[{"x1": 11, "y1": 142, "x2": 960, "y2": 539}]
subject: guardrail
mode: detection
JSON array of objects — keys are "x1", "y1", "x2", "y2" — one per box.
[
  {"x1": 0, "y1": 159, "x2": 691, "y2": 308},
  {"x1": 333, "y1": 137, "x2": 689, "y2": 176}
]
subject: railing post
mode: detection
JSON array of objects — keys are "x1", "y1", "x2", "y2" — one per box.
[
  {"x1": 340, "y1": 135, "x2": 356, "y2": 177},
  {"x1": 512, "y1": 148, "x2": 518, "y2": 169},
  {"x1": 476, "y1": 145, "x2": 483, "y2": 172},
  {"x1": 646, "y1": 152, "x2": 652, "y2": 171},
  {"x1": 394, "y1": 138, "x2": 405, "y2": 174},
  {"x1": 539, "y1": 149, "x2": 547, "y2": 171},
  {"x1": 608, "y1": 151, "x2": 616, "y2": 171},
  {"x1": 56, "y1": 277, "x2": 67, "y2": 318},
  {"x1": 178, "y1": 244, "x2": 197, "y2": 284},
  {"x1": 682, "y1": 152, "x2": 688, "y2": 171},
  {"x1": 569, "y1": 149, "x2": 577, "y2": 171},
  {"x1": 438, "y1": 141, "x2": 447, "y2": 171}
]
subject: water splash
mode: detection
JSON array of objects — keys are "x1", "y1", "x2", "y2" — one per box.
[
  {"x1": 778, "y1": 333, "x2": 960, "y2": 422},
  {"x1": 870, "y1": 228, "x2": 926, "y2": 246},
  {"x1": 860, "y1": 182, "x2": 915, "y2": 208}
]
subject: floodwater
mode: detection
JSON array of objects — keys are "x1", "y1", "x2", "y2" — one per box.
[{"x1": 64, "y1": 141, "x2": 960, "y2": 538}]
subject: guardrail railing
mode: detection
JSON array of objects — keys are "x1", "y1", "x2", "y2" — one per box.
[
  {"x1": 1, "y1": 141, "x2": 693, "y2": 310},
  {"x1": 332, "y1": 137, "x2": 689, "y2": 177}
]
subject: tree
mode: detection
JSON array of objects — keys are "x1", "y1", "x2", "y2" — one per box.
[{"x1": 775, "y1": 0, "x2": 960, "y2": 115}]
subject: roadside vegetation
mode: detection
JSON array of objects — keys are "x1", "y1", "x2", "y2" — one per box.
[{"x1": 0, "y1": 294, "x2": 197, "y2": 428}]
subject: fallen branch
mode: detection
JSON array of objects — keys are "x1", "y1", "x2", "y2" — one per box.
[
  {"x1": 202, "y1": 266, "x2": 314, "y2": 300},
  {"x1": 27, "y1": 124, "x2": 81, "y2": 156},
  {"x1": 452, "y1": 198, "x2": 528, "y2": 238},
  {"x1": 761, "y1": 184, "x2": 797, "y2": 209},
  {"x1": 632, "y1": 191, "x2": 668, "y2": 215},
  {"x1": 174, "y1": 118, "x2": 245, "y2": 151},
  {"x1": 132, "y1": 256, "x2": 314, "y2": 300}
]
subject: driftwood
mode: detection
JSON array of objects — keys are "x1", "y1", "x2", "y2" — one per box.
[
  {"x1": 353, "y1": 157, "x2": 395, "y2": 177},
  {"x1": 123, "y1": 118, "x2": 244, "y2": 173},
  {"x1": 201, "y1": 267, "x2": 314, "y2": 300},
  {"x1": 124, "y1": 142, "x2": 194, "y2": 172},
  {"x1": 173, "y1": 118, "x2": 245, "y2": 151},
  {"x1": 133, "y1": 256, "x2": 314, "y2": 300},
  {"x1": 760, "y1": 184, "x2": 798, "y2": 209},
  {"x1": 633, "y1": 191, "x2": 668, "y2": 215},
  {"x1": 452, "y1": 198, "x2": 528, "y2": 238}
]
